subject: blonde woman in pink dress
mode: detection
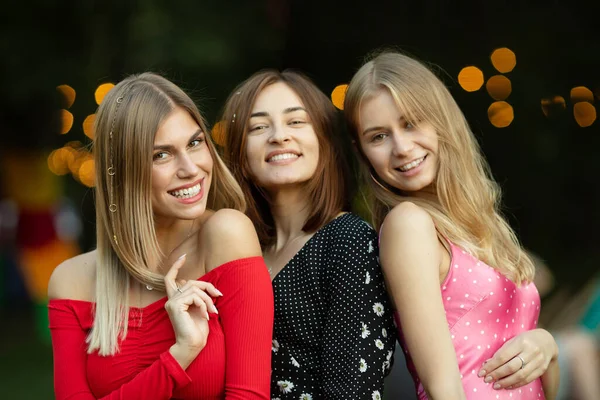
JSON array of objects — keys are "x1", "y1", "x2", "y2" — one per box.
[{"x1": 343, "y1": 51, "x2": 560, "y2": 400}]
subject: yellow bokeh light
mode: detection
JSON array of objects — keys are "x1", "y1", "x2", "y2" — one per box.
[
  {"x1": 211, "y1": 121, "x2": 226, "y2": 147},
  {"x1": 95, "y1": 83, "x2": 115, "y2": 105},
  {"x1": 486, "y1": 75, "x2": 512, "y2": 100},
  {"x1": 78, "y1": 158, "x2": 96, "y2": 187},
  {"x1": 574, "y1": 102, "x2": 596, "y2": 127},
  {"x1": 83, "y1": 114, "x2": 96, "y2": 139},
  {"x1": 570, "y1": 86, "x2": 594, "y2": 104},
  {"x1": 490, "y1": 48, "x2": 516, "y2": 73},
  {"x1": 57, "y1": 84, "x2": 76, "y2": 108},
  {"x1": 488, "y1": 101, "x2": 514, "y2": 128},
  {"x1": 47, "y1": 149, "x2": 70, "y2": 175},
  {"x1": 60, "y1": 109, "x2": 74, "y2": 134},
  {"x1": 331, "y1": 84, "x2": 348, "y2": 110},
  {"x1": 458, "y1": 67, "x2": 484, "y2": 92},
  {"x1": 67, "y1": 148, "x2": 88, "y2": 175},
  {"x1": 541, "y1": 96, "x2": 566, "y2": 117}
]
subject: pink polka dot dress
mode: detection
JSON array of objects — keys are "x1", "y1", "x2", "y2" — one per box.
[{"x1": 396, "y1": 241, "x2": 545, "y2": 399}]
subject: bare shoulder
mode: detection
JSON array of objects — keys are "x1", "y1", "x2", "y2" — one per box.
[
  {"x1": 48, "y1": 250, "x2": 96, "y2": 301},
  {"x1": 200, "y1": 209, "x2": 262, "y2": 270},
  {"x1": 381, "y1": 201, "x2": 436, "y2": 240}
]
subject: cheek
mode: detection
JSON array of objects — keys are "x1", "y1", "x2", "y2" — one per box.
[{"x1": 245, "y1": 141, "x2": 263, "y2": 173}]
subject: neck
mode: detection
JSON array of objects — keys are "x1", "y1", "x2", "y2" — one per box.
[
  {"x1": 153, "y1": 216, "x2": 197, "y2": 271},
  {"x1": 267, "y1": 187, "x2": 311, "y2": 250}
]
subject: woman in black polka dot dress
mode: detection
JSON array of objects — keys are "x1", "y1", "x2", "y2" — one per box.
[{"x1": 221, "y1": 70, "x2": 396, "y2": 399}]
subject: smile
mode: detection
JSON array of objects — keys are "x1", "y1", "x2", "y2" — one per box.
[
  {"x1": 267, "y1": 153, "x2": 299, "y2": 162},
  {"x1": 168, "y1": 182, "x2": 201, "y2": 199},
  {"x1": 398, "y1": 156, "x2": 426, "y2": 172}
]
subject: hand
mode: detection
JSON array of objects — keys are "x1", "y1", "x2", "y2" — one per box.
[
  {"x1": 164, "y1": 254, "x2": 223, "y2": 365},
  {"x1": 477, "y1": 329, "x2": 558, "y2": 390}
]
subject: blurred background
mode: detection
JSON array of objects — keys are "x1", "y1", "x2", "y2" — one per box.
[{"x1": 1, "y1": 0, "x2": 598, "y2": 398}]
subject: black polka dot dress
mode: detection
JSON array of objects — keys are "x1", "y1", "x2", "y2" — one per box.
[{"x1": 270, "y1": 213, "x2": 397, "y2": 400}]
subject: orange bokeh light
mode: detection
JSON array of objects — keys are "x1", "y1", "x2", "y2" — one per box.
[
  {"x1": 57, "y1": 84, "x2": 76, "y2": 108},
  {"x1": 60, "y1": 109, "x2": 74, "y2": 134},
  {"x1": 78, "y1": 158, "x2": 96, "y2": 187},
  {"x1": 541, "y1": 96, "x2": 566, "y2": 117},
  {"x1": 488, "y1": 101, "x2": 514, "y2": 128},
  {"x1": 458, "y1": 67, "x2": 484, "y2": 92},
  {"x1": 573, "y1": 102, "x2": 596, "y2": 127},
  {"x1": 211, "y1": 121, "x2": 226, "y2": 147},
  {"x1": 486, "y1": 75, "x2": 512, "y2": 101},
  {"x1": 331, "y1": 84, "x2": 348, "y2": 110},
  {"x1": 95, "y1": 83, "x2": 115, "y2": 105},
  {"x1": 490, "y1": 48, "x2": 516, "y2": 73},
  {"x1": 83, "y1": 114, "x2": 96, "y2": 139},
  {"x1": 570, "y1": 86, "x2": 594, "y2": 104}
]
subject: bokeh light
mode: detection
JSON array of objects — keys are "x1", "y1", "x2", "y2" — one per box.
[
  {"x1": 56, "y1": 85, "x2": 76, "y2": 108},
  {"x1": 48, "y1": 147, "x2": 74, "y2": 175},
  {"x1": 490, "y1": 48, "x2": 516, "y2": 73},
  {"x1": 488, "y1": 101, "x2": 514, "y2": 128},
  {"x1": 78, "y1": 158, "x2": 96, "y2": 187},
  {"x1": 570, "y1": 86, "x2": 594, "y2": 103},
  {"x1": 59, "y1": 109, "x2": 74, "y2": 134},
  {"x1": 95, "y1": 83, "x2": 115, "y2": 105},
  {"x1": 331, "y1": 84, "x2": 348, "y2": 110},
  {"x1": 486, "y1": 75, "x2": 512, "y2": 100},
  {"x1": 541, "y1": 96, "x2": 566, "y2": 117},
  {"x1": 211, "y1": 121, "x2": 225, "y2": 147},
  {"x1": 573, "y1": 102, "x2": 596, "y2": 127},
  {"x1": 83, "y1": 114, "x2": 96, "y2": 139},
  {"x1": 458, "y1": 67, "x2": 484, "y2": 92}
]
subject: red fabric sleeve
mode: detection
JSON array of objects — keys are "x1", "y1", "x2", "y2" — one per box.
[
  {"x1": 49, "y1": 300, "x2": 191, "y2": 400},
  {"x1": 212, "y1": 256, "x2": 274, "y2": 399}
]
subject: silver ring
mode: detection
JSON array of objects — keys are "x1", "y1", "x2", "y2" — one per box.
[
  {"x1": 517, "y1": 355, "x2": 526, "y2": 370},
  {"x1": 176, "y1": 286, "x2": 183, "y2": 294}
]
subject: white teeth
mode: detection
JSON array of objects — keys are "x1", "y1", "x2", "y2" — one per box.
[
  {"x1": 170, "y1": 183, "x2": 201, "y2": 199},
  {"x1": 398, "y1": 156, "x2": 425, "y2": 172},
  {"x1": 268, "y1": 153, "x2": 299, "y2": 162}
]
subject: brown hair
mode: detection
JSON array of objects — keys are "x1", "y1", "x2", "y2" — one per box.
[
  {"x1": 91, "y1": 72, "x2": 245, "y2": 355},
  {"x1": 220, "y1": 70, "x2": 348, "y2": 247}
]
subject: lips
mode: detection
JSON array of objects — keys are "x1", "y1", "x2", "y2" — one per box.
[
  {"x1": 396, "y1": 155, "x2": 426, "y2": 172},
  {"x1": 265, "y1": 150, "x2": 301, "y2": 163},
  {"x1": 168, "y1": 178, "x2": 203, "y2": 199}
]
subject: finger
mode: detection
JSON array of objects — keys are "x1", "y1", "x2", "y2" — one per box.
[
  {"x1": 189, "y1": 286, "x2": 218, "y2": 314},
  {"x1": 484, "y1": 355, "x2": 523, "y2": 384},
  {"x1": 181, "y1": 280, "x2": 223, "y2": 298},
  {"x1": 164, "y1": 254, "x2": 187, "y2": 297},
  {"x1": 494, "y1": 368, "x2": 539, "y2": 389},
  {"x1": 478, "y1": 337, "x2": 520, "y2": 377},
  {"x1": 169, "y1": 290, "x2": 210, "y2": 320}
]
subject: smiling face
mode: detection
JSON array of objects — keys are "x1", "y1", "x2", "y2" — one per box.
[
  {"x1": 151, "y1": 106, "x2": 213, "y2": 221},
  {"x1": 357, "y1": 88, "x2": 439, "y2": 194},
  {"x1": 244, "y1": 82, "x2": 320, "y2": 191}
]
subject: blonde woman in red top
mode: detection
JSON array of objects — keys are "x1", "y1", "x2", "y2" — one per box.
[{"x1": 47, "y1": 73, "x2": 274, "y2": 399}]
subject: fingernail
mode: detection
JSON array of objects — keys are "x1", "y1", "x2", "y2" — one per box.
[
  {"x1": 206, "y1": 312, "x2": 210, "y2": 320},
  {"x1": 478, "y1": 369, "x2": 486, "y2": 377},
  {"x1": 484, "y1": 376, "x2": 493, "y2": 383},
  {"x1": 493, "y1": 383, "x2": 501, "y2": 390},
  {"x1": 178, "y1": 253, "x2": 187, "y2": 260},
  {"x1": 215, "y1": 289, "x2": 224, "y2": 296},
  {"x1": 212, "y1": 305, "x2": 219, "y2": 314}
]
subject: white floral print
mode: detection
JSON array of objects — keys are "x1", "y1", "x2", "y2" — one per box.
[
  {"x1": 368, "y1": 240, "x2": 374, "y2": 253},
  {"x1": 373, "y1": 302, "x2": 384, "y2": 317},
  {"x1": 365, "y1": 271, "x2": 371, "y2": 284},
  {"x1": 290, "y1": 356, "x2": 300, "y2": 368},
  {"x1": 382, "y1": 328, "x2": 387, "y2": 338},
  {"x1": 359, "y1": 358, "x2": 368, "y2": 372},
  {"x1": 372, "y1": 391, "x2": 382, "y2": 400},
  {"x1": 277, "y1": 380, "x2": 295, "y2": 394},
  {"x1": 272, "y1": 339, "x2": 280, "y2": 353},
  {"x1": 361, "y1": 322, "x2": 371, "y2": 338},
  {"x1": 299, "y1": 394, "x2": 313, "y2": 400},
  {"x1": 375, "y1": 339, "x2": 384, "y2": 349}
]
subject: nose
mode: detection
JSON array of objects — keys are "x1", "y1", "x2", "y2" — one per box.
[
  {"x1": 176, "y1": 152, "x2": 200, "y2": 178},
  {"x1": 268, "y1": 122, "x2": 290, "y2": 144},
  {"x1": 391, "y1": 131, "x2": 414, "y2": 156}
]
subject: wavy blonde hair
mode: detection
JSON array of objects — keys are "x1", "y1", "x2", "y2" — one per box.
[
  {"x1": 344, "y1": 51, "x2": 534, "y2": 285},
  {"x1": 90, "y1": 72, "x2": 245, "y2": 355}
]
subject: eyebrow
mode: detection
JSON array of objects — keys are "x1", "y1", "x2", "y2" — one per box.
[
  {"x1": 250, "y1": 106, "x2": 307, "y2": 118},
  {"x1": 361, "y1": 116, "x2": 407, "y2": 136},
  {"x1": 153, "y1": 129, "x2": 202, "y2": 151}
]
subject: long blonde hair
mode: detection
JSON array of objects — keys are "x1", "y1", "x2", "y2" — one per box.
[
  {"x1": 344, "y1": 51, "x2": 534, "y2": 285},
  {"x1": 90, "y1": 72, "x2": 245, "y2": 355}
]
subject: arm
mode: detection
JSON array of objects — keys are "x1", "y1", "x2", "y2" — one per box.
[
  {"x1": 478, "y1": 328, "x2": 559, "y2": 398},
  {"x1": 49, "y1": 300, "x2": 191, "y2": 400},
  {"x1": 201, "y1": 209, "x2": 273, "y2": 399},
  {"x1": 379, "y1": 203, "x2": 465, "y2": 400},
  {"x1": 321, "y1": 220, "x2": 397, "y2": 399}
]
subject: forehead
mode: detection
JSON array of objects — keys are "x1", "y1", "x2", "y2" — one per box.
[
  {"x1": 252, "y1": 82, "x2": 305, "y2": 112},
  {"x1": 358, "y1": 89, "x2": 404, "y2": 126},
  {"x1": 154, "y1": 107, "x2": 199, "y2": 142}
]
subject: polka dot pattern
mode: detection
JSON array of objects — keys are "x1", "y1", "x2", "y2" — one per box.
[
  {"x1": 398, "y1": 241, "x2": 545, "y2": 399},
  {"x1": 270, "y1": 213, "x2": 396, "y2": 399}
]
